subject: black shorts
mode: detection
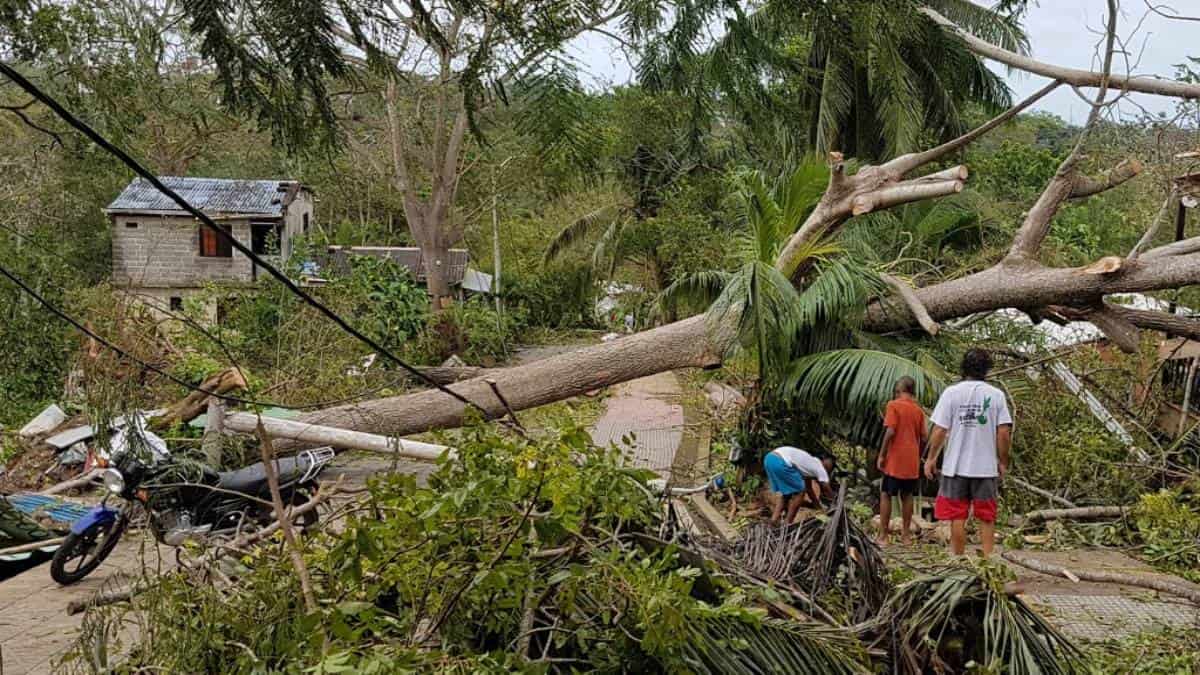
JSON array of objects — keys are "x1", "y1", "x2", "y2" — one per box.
[{"x1": 882, "y1": 475, "x2": 918, "y2": 496}]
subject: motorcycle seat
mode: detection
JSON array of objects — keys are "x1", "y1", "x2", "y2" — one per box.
[{"x1": 216, "y1": 456, "x2": 311, "y2": 497}]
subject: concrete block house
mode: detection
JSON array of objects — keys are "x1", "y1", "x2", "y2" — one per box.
[{"x1": 106, "y1": 177, "x2": 313, "y2": 316}]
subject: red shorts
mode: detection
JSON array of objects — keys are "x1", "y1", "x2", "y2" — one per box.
[
  {"x1": 934, "y1": 496, "x2": 997, "y2": 522},
  {"x1": 934, "y1": 476, "x2": 998, "y2": 523}
]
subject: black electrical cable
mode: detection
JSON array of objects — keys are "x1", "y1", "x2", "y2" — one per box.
[
  {"x1": 0, "y1": 221, "x2": 416, "y2": 411},
  {"x1": 0, "y1": 62, "x2": 494, "y2": 419}
]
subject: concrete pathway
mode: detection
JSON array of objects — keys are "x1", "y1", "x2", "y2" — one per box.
[
  {"x1": 885, "y1": 544, "x2": 1200, "y2": 641},
  {"x1": 1003, "y1": 548, "x2": 1200, "y2": 641},
  {"x1": 590, "y1": 372, "x2": 686, "y2": 479},
  {"x1": 0, "y1": 538, "x2": 170, "y2": 674}
]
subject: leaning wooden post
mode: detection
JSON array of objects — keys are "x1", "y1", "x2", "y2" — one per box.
[
  {"x1": 1178, "y1": 357, "x2": 1198, "y2": 438},
  {"x1": 201, "y1": 398, "x2": 226, "y2": 467}
]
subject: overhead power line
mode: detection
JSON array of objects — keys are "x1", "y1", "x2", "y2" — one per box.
[{"x1": 0, "y1": 61, "x2": 495, "y2": 420}]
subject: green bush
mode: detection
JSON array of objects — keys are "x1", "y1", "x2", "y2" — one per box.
[
  {"x1": 413, "y1": 298, "x2": 525, "y2": 366},
  {"x1": 1133, "y1": 488, "x2": 1200, "y2": 580},
  {"x1": 505, "y1": 263, "x2": 598, "y2": 329},
  {"x1": 331, "y1": 256, "x2": 429, "y2": 354},
  {"x1": 62, "y1": 425, "x2": 867, "y2": 673}
]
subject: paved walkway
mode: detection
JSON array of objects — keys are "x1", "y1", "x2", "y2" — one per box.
[
  {"x1": 590, "y1": 372, "x2": 686, "y2": 479},
  {"x1": 1002, "y1": 548, "x2": 1200, "y2": 641},
  {"x1": 0, "y1": 538, "x2": 170, "y2": 674}
]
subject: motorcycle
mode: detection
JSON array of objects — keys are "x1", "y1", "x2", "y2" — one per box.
[{"x1": 50, "y1": 446, "x2": 334, "y2": 585}]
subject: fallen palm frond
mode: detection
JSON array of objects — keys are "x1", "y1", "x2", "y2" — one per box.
[
  {"x1": 877, "y1": 567, "x2": 1085, "y2": 675},
  {"x1": 679, "y1": 615, "x2": 870, "y2": 675},
  {"x1": 733, "y1": 485, "x2": 889, "y2": 622}
]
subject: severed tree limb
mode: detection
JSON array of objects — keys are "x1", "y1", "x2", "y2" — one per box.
[
  {"x1": 921, "y1": 8, "x2": 1200, "y2": 99},
  {"x1": 1083, "y1": 303, "x2": 1143, "y2": 354},
  {"x1": 254, "y1": 421, "x2": 318, "y2": 615},
  {"x1": 67, "y1": 584, "x2": 146, "y2": 616},
  {"x1": 880, "y1": 273, "x2": 939, "y2": 336},
  {"x1": 883, "y1": 80, "x2": 1063, "y2": 175},
  {"x1": 1143, "y1": 234, "x2": 1200, "y2": 260},
  {"x1": 1002, "y1": 550, "x2": 1200, "y2": 605},
  {"x1": 1010, "y1": 477, "x2": 1076, "y2": 509},
  {"x1": 0, "y1": 536, "x2": 67, "y2": 557},
  {"x1": 1025, "y1": 505, "x2": 1127, "y2": 522},
  {"x1": 151, "y1": 367, "x2": 247, "y2": 430},
  {"x1": 224, "y1": 411, "x2": 453, "y2": 460},
  {"x1": 1128, "y1": 190, "x2": 1178, "y2": 261},
  {"x1": 1103, "y1": 305, "x2": 1200, "y2": 341},
  {"x1": 40, "y1": 469, "x2": 103, "y2": 495},
  {"x1": 851, "y1": 178, "x2": 964, "y2": 216},
  {"x1": 1069, "y1": 159, "x2": 1144, "y2": 199}
]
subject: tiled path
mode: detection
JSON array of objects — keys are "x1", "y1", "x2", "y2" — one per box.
[
  {"x1": 0, "y1": 539, "x2": 170, "y2": 674},
  {"x1": 1003, "y1": 548, "x2": 1200, "y2": 641},
  {"x1": 590, "y1": 372, "x2": 685, "y2": 478}
]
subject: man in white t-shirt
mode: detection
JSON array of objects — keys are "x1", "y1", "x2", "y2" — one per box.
[
  {"x1": 763, "y1": 446, "x2": 834, "y2": 525},
  {"x1": 924, "y1": 349, "x2": 1013, "y2": 557}
]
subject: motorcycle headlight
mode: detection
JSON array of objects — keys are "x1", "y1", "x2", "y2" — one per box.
[{"x1": 102, "y1": 468, "x2": 125, "y2": 495}]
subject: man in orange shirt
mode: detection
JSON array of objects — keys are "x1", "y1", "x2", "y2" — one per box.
[{"x1": 877, "y1": 376, "x2": 927, "y2": 545}]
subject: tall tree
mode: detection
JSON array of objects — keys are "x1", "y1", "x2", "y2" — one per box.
[{"x1": 636, "y1": 0, "x2": 1028, "y2": 159}]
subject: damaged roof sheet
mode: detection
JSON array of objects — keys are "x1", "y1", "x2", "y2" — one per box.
[{"x1": 106, "y1": 177, "x2": 299, "y2": 216}]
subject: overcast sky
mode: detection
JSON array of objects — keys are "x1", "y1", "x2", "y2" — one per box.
[
  {"x1": 1005, "y1": 0, "x2": 1197, "y2": 122},
  {"x1": 570, "y1": 1, "x2": 1199, "y2": 124}
]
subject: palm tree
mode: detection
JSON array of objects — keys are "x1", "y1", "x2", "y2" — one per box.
[
  {"x1": 659, "y1": 161, "x2": 947, "y2": 443},
  {"x1": 636, "y1": 0, "x2": 1029, "y2": 160}
]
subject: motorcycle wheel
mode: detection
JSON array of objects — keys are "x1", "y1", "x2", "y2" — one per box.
[{"x1": 50, "y1": 515, "x2": 127, "y2": 585}]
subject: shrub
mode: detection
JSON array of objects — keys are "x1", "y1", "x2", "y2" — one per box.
[
  {"x1": 331, "y1": 255, "x2": 429, "y2": 354},
  {"x1": 505, "y1": 263, "x2": 598, "y2": 329},
  {"x1": 412, "y1": 298, "x2": 526, "y2": 366},
  {"x1": 1133, "y1": 488, "x2": 1200, "y2": 580}
]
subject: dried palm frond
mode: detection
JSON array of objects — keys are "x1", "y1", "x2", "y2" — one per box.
[
  {"x1": 733, "y1": 485, "x2": 889, "y2": 622},
  {"x1": 878, "y1": 567, "x2": 1085, "y2": 675}
]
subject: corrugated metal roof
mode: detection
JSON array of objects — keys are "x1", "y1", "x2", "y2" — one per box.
[
  {"x1": 106, "y1": 176, "x2": 299, "y2": 216},
  {"x1": 326, "y1": 246, "x2": 469, "y2": 285}
]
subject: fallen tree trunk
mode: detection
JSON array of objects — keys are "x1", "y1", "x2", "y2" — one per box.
[
  {"x1": 289, "y1": 246, "x2": 1200, "y2": 441},
  {"x1": 1002, "y1": 550, "x2": 1200, "y2": 605},
  {"x1": 39, "y1": 469, "x2": 103, "y2": 496},
  {"x1": 292, "y1": 316, "x2": 724, "y2": 441},
  {"x1": 1025, "y1": 506, "x2": 1127, "y2": 523}
]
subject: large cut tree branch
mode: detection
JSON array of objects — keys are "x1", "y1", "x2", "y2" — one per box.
[
  {"x1": 863, "y1": 251, "x2": 1200, "y2": 333},
  {"x1": 922, "y1": 7, "x2": 1200, "y2": 99},
  {"x1": 1069, "y1": 159, "x2": 1144, "y2": 199}
]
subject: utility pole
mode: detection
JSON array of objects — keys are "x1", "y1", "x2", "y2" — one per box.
[{"x1": 492, "y1": 156, "x2": 518, "y2": 351}]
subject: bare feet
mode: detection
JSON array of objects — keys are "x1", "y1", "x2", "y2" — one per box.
[
  {"x1": 899, "y1": 534, "x2": 913, "y2": 546},
  {"x1": 876, "y1": 533, "x2": 890, "y2": 547}
]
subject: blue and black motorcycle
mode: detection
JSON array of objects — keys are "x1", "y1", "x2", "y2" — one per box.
[{"x1": 50, "y1": 446, "x2": 333, "y2": 585}]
